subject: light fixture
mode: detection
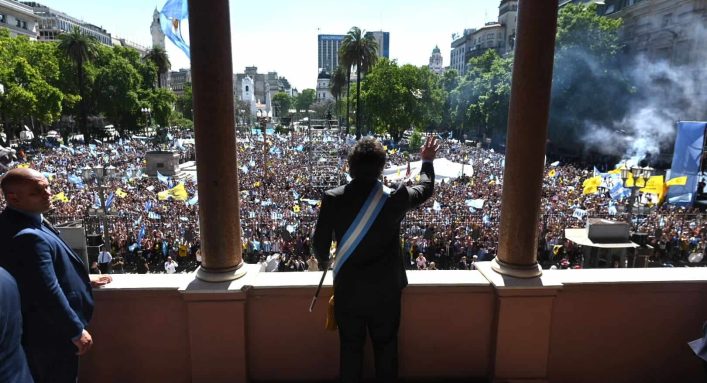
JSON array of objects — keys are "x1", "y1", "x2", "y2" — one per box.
[
  {"x1": 81, "y1": 165, "x2": 93, "y2": 181},
  {"x1": 630, "y1": 166, "x2": 643, "y2": 179},
  {"x1": 105, "y1": 165, "x2": 117, "y2": 179},
  {"x1": 620, "y1": 164, "x2": 630, "y2": 181},
  {"x1": 642, "y1": 166, "x2": 654, "y2": 180}
]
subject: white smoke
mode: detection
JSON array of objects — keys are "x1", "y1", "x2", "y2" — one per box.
[{"x1": 582, "y1": 22, "x2": 707, "y2": 164}]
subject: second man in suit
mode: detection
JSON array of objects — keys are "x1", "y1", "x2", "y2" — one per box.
[{"x1": 0, "y1": 168, "x2": 112, "y2": 383}]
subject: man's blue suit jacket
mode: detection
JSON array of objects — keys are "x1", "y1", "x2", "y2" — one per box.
[
  {"x1": 0, "y1": 208, "x2": 93, "y2": 349},
  {"x1": 0, "y1": 267, "x2": 33, "y2": 382}
]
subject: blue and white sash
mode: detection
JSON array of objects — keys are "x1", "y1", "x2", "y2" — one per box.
[{"x1": 332, "y1": 181, "x2": 390, "y2": 278}]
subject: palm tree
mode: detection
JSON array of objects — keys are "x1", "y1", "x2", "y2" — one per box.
[
  {"x1": 339, "y1": 27, "x2": 378, "y2": 138},
  {"x1": 144, "y1": 47, "x2": 171, "y2": 88},
  {"x1": 330, "y1": 65, "x2": 347, "y2": 130},
  {"x1": 57, "y1": 26, "x2": 99, "y2": 141}
]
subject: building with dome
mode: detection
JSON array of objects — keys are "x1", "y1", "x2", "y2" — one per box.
[{"x1": 428, "y1": 45, "x2": 444, "y2": 74}]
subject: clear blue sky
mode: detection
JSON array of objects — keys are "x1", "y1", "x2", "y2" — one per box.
[{"x1": 38, "y1": 0, "x2": 501, "y2": 90}]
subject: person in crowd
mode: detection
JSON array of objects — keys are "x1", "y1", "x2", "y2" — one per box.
[
  {"x1": 97, "y1": 247, "x2": 112, "y2": 274},
  {"x1": 0, "y1": 168, "x2": 112, "y2": 383},
  {"x1": 415, "y1": 253, "x2": 428, "y2": 270},
  {"x1": 164, "y1": 256, "x2": 178, "y2": 274},
  {"x1": 312, "y1": 136, "x2": 438, "y2": 382},
  {"x1": 306, "y1": 255, "x2": 319, "y2": 271}
]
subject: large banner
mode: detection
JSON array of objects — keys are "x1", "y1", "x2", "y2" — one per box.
[{"x1": 667, "y1": 121, "x2": 706, "y2": 205}]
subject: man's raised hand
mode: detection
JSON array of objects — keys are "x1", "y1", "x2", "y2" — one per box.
[{"x1": 420, "y1": 135, "x2": 440, "y2": 161}]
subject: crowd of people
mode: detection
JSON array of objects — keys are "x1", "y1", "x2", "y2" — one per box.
[{"x1": 0, "y1": 129, "x2": 705, "y2": 274}]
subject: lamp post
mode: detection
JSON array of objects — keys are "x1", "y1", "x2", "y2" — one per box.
[
  {"x1": 141, "y1": 107, "x2": 152, "y2": 135},
  {"x1": 620, "y1": 164, "x2": 654, "y2": 230},
  {"x1": 256, "y1": 109, "x2": 271, "y2": 178},
  {"x1": 82, "y1": 164, "x2": 118, "y2": 253}
]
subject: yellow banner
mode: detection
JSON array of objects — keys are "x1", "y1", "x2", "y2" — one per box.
[
  {"x1": 50, "y1": 192, "x2": 69, "y2": 203},
  {"x1": 666, "y1": 176, "x2": 687, "y2": 187},
  {"x1": 115, "y1": 188, "x2": 128, "y2": 198},
  {"x1": 157, "y1": 183, "x2": 189, "y2": 201}
]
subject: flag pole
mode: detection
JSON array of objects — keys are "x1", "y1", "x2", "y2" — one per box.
[{"x1": 309, "y1": 260, "x2": 331, "y2": 312}]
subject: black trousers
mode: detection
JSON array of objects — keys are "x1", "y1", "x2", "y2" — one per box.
[
  {"x1": 335, "y1": 295, "x2": 401, "y2": 383},
  {"x1": 25, "y1": 341, "x2": 79, "y2": 383}
]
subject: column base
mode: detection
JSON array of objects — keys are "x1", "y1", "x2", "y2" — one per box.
[
  {"x1": 195, "y1": 262, "x2": 247, "y2": 282},
  {"x1": 491, "y1": 258, "x2": 542, "y2": 279}
]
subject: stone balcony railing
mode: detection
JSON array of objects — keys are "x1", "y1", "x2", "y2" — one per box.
[{"x1": 79, "y1": 262, "x2": 707, "y2": 383}]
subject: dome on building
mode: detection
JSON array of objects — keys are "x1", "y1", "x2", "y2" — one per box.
[
  {"x1": 317, "y1": 70, "x2": 331, "y2": 79},
  {"x1": 432, "y1": 45, "x2": 441, "y2": 54}
]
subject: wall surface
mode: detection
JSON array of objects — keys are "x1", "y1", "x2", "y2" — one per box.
[{"x1": 78, "y1": 266, "x2": 707, "y2": 383}]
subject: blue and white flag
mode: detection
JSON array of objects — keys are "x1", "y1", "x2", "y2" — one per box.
[
  {"x1": 68, "y1": 174, "x2": 84, "y2": 188},
  {"x1": 240, "y1": 165, "x2": 249, "y2": 174},
  {"x1": 137, "y1": 224, "x2": 146, "y2": 245},
  {"x1": 105, "y1": 192, "x2": 115, "y2": 210},
  {"x1": 159, "y1": 0, "x2": 190, "y2": 58},
  {"x1": 187, "y1": 192, "x2": 198, "y2": 206},
  {"x1": 433, "y1": 201, "x2": 441, "y2": 211},
  {"x1": 148, "y1": 212, "x2": 161, "y2": 220},
  {"x1": 59, "y1": 144, "x2": 75, "y2": 155},
  {"x1": 609, "y1": 183, "x2": 625, "y2": 200},
  {"x1": 145, "y1": 200, "x2": 153, "y2": 212},
  {"x1": 157, "y1": 171, "x2": 170, "y2": 185},
  {"x1": 92, "y1": 192, "x2": 101, "y2": 209}
]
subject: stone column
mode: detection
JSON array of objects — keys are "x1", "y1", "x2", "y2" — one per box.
[
  {"x1": 492, "y1": 0, "x2": 559, "y2": 278},
  {"x1": 189, "y1": 0, "x2": 245, "y2": 282}
]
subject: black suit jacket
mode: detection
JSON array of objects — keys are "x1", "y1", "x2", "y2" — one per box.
[
  {"x1": 0, "y1": 208, "x2": 93, "y2": 350},
  {"x1": 0, "y1": 267, "x2": 33, "y2": 383},
  {"x1": 312, "y1": 162, "x2": 434, "y2": 311}
]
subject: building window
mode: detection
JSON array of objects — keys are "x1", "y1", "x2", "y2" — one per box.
[
  {"x1": 16, "y1": 18, "x2": 22, "y2": 27},
  {"x1": 0, "y1": 14, "x2": 5, "y2": 23},
  {"x1": 22, "y1": 21, "x2": 27, "y2": 30}
]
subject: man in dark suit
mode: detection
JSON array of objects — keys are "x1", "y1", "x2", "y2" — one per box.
[
  {"x1": 0, "y1": 168, "x2": 112, "y2": 383},
  {"x1": 0, "y1": 266, "x2": 33, "y2": 383},
  {"x1": 313, "y1": 136, "x2": 438, "y2": 382}
]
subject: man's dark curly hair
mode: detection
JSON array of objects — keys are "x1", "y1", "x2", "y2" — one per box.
[{"x1": 348, "y1": 137, "x2": 386, "y2": 181}]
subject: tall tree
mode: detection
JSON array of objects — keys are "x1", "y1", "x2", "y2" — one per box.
[
  {"x1": 144, "y1": 47, "x2": 171, "y2": 88},
  {"x1": 57, "y1": 27, "x2": 99, "y2": 141},
  {"x1": 271, "y1": 92, "x2": 292, "y2": 119},
  {"x1": 362, "y1": 59, "x2": 444, "y2": 142},
  {"x1": 339, "y1": 26, "x2": 378, "y2": 138},
  {"x1": 330, "y1": 66, "x2": 347, "y2": 127}
]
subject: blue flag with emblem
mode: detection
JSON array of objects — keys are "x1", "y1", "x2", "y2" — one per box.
[
  {"x1": 332, "y1": 181, "x2": 390, "y2": 278},
  {"x1": 159, "y1": 0, "x2": 190, "y2": 58}
]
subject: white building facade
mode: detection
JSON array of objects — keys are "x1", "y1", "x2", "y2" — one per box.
[
  {"x1": 0, "y1": 0, "x2": 38, "y2": 39},
  {"x1": 21, "y1": 1, "x2": 112, "y2": 45}
]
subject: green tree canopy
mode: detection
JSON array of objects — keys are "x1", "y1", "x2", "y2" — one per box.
[
  {"x1": 271, "y1": 92, "x2": 292, "y2": 118},
  {"x1": 294, "y1": 89, "x2": 316, "y2": 113},
  {"x1": 362, "y1": 59, "x2": 444, "y2": 142}
]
